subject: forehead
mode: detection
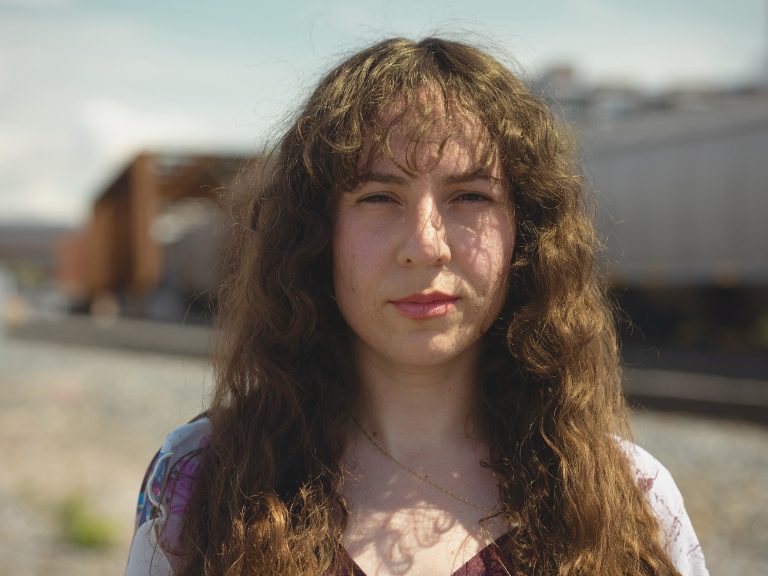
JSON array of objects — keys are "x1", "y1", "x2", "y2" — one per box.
[{"x1": 359, "y1": 105, "x2": 497, "y2": 178}]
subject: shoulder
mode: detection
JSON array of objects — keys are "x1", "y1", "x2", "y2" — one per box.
[
  {"x1": 135, "y1": 415, "x2": 211, "y2": 528},
  {"x1": 617, "y1": 439, "x2": 709, "y2": 576},
  {"x1": 129, "y1": 416, "x2": 211, "y2": 574}
]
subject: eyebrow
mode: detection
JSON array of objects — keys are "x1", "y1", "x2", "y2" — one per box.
[
  {"x1": 359, "y1": 167, "x2": 499, "y2": 186},
  {"x1": 443, "y1": 167, "x2": 499, "y2": 185},
  {"x1": 361, "y1": 172, "x2": 409, "y2": 186}
]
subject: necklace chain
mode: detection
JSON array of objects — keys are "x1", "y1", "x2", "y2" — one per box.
[{"x1": 352, "y1": 417, "x2": 497, "y2": 515}]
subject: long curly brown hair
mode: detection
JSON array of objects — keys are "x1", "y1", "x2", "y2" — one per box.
[{"x1": 175, "y1": 37, "x2": 681, "y2": 575}]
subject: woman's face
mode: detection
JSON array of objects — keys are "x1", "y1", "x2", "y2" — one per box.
[{"x1": 332, "y1": 119, "x2": 516, "y2": 370}]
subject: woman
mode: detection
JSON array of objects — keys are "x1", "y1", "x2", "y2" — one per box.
[{"x1": 126, "y1": 37, "x2": 708, "y2": 575}]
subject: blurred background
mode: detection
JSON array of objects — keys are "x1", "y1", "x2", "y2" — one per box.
[{"x1": 1, "y1": 0, "x2": 766, "y2": 574}]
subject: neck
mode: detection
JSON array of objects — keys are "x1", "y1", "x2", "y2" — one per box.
[{"x1": 353, "y1": 338, "x2": 484, "y2": 455}]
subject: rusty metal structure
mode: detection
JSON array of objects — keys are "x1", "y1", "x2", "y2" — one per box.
[{"x1": 83, "y1": 152, "x2": 248, "y2": 317}]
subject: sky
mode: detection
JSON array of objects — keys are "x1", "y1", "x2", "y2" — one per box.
[{"x1": 1, "y1": 0, "x2": 765, "y2": 226}]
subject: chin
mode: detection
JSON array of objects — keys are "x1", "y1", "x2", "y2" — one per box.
[{"x1": 387, "y1": 335, "x2": 480, "y2": 367}]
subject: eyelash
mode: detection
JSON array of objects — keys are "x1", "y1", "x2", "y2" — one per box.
[
  {"x1": 360, "y1": 193, "x2": 395, "y2": 204},
  {"x1": 357, "y1": 191, "x2": 491, "y2": 205},
  {"x1": 455, "y1": 192, "x2": 489, "y2": 203}
]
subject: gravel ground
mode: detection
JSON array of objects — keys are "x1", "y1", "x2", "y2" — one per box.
[
  {"x1": 0, "y1": 334, "x2": 765, "y2": 575},
  {"x1": 0, "y1": 335, "x2": 211, "y2": 576}
]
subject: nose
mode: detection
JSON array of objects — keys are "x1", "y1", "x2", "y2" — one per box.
[{"x1": 397, "y1": 196, "x2": 451, "y2": 267}]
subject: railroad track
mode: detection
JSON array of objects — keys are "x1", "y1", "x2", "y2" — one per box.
[{"x1": 624, "y1": 368, "x2": 768, "y2": 424}]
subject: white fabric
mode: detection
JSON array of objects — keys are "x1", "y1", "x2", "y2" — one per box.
[
  {"x1": 620, "y1": 441, "x2": 709, "y2": 575},
  {"x1": 125, "y1": 520, "x2": 172, "y2": 576}
]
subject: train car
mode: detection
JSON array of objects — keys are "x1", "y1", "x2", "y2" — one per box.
[{"x1": 579, "y1": 89, "x2": 768, "y2": 366}]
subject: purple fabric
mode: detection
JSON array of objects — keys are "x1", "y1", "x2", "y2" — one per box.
[{"x1": 134, "y1": 417, "x2": 210, "y2": 572}]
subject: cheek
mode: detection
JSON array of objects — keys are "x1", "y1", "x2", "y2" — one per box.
[
  {"x1": 477, "y1": 230, "x2": 515, "y2": 335},
  {"x1": 334, "y1": 258, "x2": 363, "y2": 302},
  {"x1": 332, "y1": 253, "x2": 359, "y2": 331},
  {"x1": 494, "y1": 224, "x2": 516, "y2": 292},
  {"x1": 332, "y1": 242, "x2": 354, "y2": 301},
  {"x1": 472, "y1": 227, "x2": 515, "y2": 331},
  {"x1": 463, "y1": 217, "x2": 516, "y2": 290},
  {"x1": 334, "y1": 210, "x2": 391, "y2": 276},
  {"x1": 333, "y1": 218, "x2": 376, "y2": 310}
]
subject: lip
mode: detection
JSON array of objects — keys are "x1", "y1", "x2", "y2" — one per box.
[{"x1": 391, "y1": 292, "x2": 459, "y2": 320}]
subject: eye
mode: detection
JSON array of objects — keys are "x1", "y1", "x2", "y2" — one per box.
[
  {"x1": 360, "y1": 193, "x2": 396, "y2": 204},
  {"x1": 455, "y1": 192, "x2": 489, "y2": 203}
]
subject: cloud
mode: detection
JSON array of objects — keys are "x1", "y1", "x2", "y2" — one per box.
[
  {"x1": 0, "y1": 14, "x2": 263, "y2": 225},
  {"x1": 517, "y1": 0, "x2": 764, "y2": 88},
  {"x1": 0, "y1": 98, "x2": 231, "y2": 225},
  {"x1": 0, "y1": 123, "x2": 85, "y2": 223},
  {"x1": 0, "y1": 0, "x2": 72, "y2": 6},
  {"x1": 80, "y1": 100, "x2": 205, "y2": 162}
]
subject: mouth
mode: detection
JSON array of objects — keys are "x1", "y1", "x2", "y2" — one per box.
[{"x1": 391, "y1": 292, "x2": 459, "y2": 320}]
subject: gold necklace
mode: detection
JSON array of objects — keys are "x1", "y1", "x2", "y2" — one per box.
[{"x1": 352, "y1": 417, "x2": 498, "y2": 515}]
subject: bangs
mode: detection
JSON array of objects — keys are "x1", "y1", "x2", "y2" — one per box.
[
  {"x1": 296, "y1": 37, "x2": 528, "y2": 199},
  {"x1": 353, "y1": 86, "x2": 499, "y2": 187}
]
